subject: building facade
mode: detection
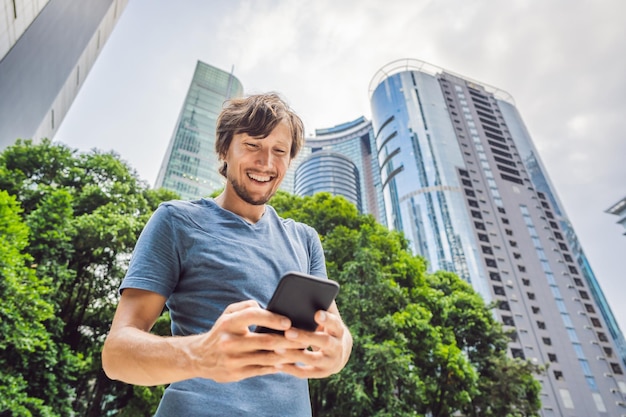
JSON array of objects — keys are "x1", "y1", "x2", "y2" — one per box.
[
  {"x1": 369, "y1": 59, "x2": 626, "y2": 416},
  {"x1": 293, "y1": 117, "x2": 386, "y2": 225},
  {"x1": 0, "y1": 0, "x2": 128, "y2": 148},
  {"x1": 154, "y1": 61, "x2": 243, "y2": 200},
  {"x1": 607, "y1": 197, "x2": 626, "y2": 235}
]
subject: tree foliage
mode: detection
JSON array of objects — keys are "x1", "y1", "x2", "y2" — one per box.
[
  {"x1": 0, "y1": 140, "x2": 177, "y2": 416},
  {"x1": 271, "y1": 191, "x2": 542, "y2": 417}
]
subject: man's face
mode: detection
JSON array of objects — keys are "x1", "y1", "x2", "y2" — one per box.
[{"x1": 223, "y1": 121, "x2": 292, "y2": 206}]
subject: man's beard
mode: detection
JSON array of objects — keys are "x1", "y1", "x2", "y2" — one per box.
[{"x1": 229, "y1": 176, "x2": 273, "y2": 206}]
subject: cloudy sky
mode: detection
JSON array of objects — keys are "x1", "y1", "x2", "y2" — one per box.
[{"x1": 56, "y1": 0, "x2": 626, "y2": 330}]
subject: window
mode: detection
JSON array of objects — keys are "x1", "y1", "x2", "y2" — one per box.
[
  {"x1": 579, "y1": 290, "x2": 589, "y2": 300},
  {"x1": 554, "y1": 232, "x2": 563, "y2": 240},
  {"x1": 597, "y1": 332, "x2": 608, "y2": 342},
  {"x1": 568, "y1": 265, "x2": 579, "y2": 275},
  {"x1": 548, "y1": 353, "x2": 558, "y2": 362},
  {"x1": 490, "y1": 272, "x2": 501, "y2": 281},
  {"x1": 502, "y1": 217, "x2": 510, "y2": 224},
  {"x1": 511, "y1": 348, "x2": 525, "y2": 359},
  {"x1": 518, "y1": 265, "x2": 527, "y2": 273},
  {"x1": 610, "y1": 363, "x2": 623, "y2": 375},
  {"x1": 482, "y1": 245, "x2": 493, "y2": 255},
  {"x1": 563, "y1": 254, "x2": 573, "y2": 262},
  {"x1": 486, "y1": 258, "x2": 497, "y2": 268},
  {"x1": 527, "y1": 292, "x2": 536, "y2": 300},
  {"x1": 499, "y1": 300, "x2": 510, "y2": 311},
  {"x1": 509, "y1": 240, "x2": 518, "y2": 247},
  {"x1": 462, "y1": 178, "x2": 472, "y2": 187},
  {"x1": 542, "y1": 337, "x2": 552, "y2": 345},
  {"x1": 603, "y1": 347, "x2": 613, "y2": 358},
  {"x1": 585, "y1": 304, "x2": 596, "y2": 314},
  {"x1": 468, "y1": 199, "x2": 479, "y2": 208},
  {"x1": 478, "y1": 233, "x2": 489, "y2": 242},
  {"x1": 559, "y1": 242, "x2": 568, "y2": 251},
  {"x1": 513, "y1": 252, "x2": 521, "y2": 259},
  {"x1": 497, "y1": 207, "x2": 506, "y2": 214},
  {"x1": 549, "y1": 221, "x2": 559, "y2": 229},
  {"x1": 553, "y1": 370, "x2": 564, "y2": 380},
  {"x1": 537, "y1": 320, "x2": 546, "y2": 330},
  {"x1": 493, "y1": 286, "x2": 506, "y2": 296},
  {"x1": 590, "y1": 317, "x2": 602, "y2": 328},
  {"x1": 574, "y1": 278, "x2": 584, "y2": 287},
  {"x1": 475, "y1": 222, "x2": 486, "y2": 230},
  {"x1": 465, "y1": 188, "x2": 476, "y2": 197},
  {"x1": 459, "y1": 169, "x2": 469, "y2": 178},
  {"x1": 502, "y1": 315, "x2": 515, "y2": 326},
  {"x1": 505, "y1": 229, "x2": 513, "y2": 236},
  {"x1": 522, "y1": 278, "x2": 531, "y2": 286},
  {"x1": 532, "y1": 306, "x2": 541, "y2": 314},
  {"x1": 471, "y1": 210, "x2": 482, "y2": 219}
]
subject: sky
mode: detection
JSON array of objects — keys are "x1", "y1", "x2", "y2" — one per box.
[{"x1": 56, "y1": 0, "x2": 626, "y2": 331}]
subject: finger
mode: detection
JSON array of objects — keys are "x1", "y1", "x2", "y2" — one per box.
[
  {"x1": 219, "y1": 306, "x2": 292, "y2": 334},
  {"x1": 223, "y1": 300, "x2": 260, "y2": 314},
  {"x1": 314, "y1": 310, "x2": 344, "y2": 338}
]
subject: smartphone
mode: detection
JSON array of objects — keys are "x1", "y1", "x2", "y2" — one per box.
[{"x1": 255, "y1": 271, "x2": 340, "y2": 334}]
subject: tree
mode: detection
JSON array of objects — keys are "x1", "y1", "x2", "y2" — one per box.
[
  {"x1": 0, "y1": 190, "x2": 59, "y2": 416},
  {"x1": 0, "y1": 140, "x2": 178, "y2": 415},
  {"x1": 271, "y1": 191, "x2": 542, "y2": 417}
]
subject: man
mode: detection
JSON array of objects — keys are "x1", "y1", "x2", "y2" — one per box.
[{"x1": 102, "y1": 93, "x2": 352, "y2": 416}]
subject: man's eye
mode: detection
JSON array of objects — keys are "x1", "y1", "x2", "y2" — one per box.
[{"x1": 245, "y1": 142, "x2": 259, "y2": 149}]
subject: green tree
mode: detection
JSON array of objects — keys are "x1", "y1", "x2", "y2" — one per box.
[
  {"x1": 0, "y1": 190, "x2": 58, "y2": 416},
  {"x1": 0, "y1": 140, "x2": 178, "y2": 415},
  {"x1": 271, "y1": 191, "x2": 542, "y2": 417}
]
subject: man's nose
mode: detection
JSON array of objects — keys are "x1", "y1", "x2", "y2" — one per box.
[{"x1": 256, "y1": 148, "x2": 273, "y2": 167}]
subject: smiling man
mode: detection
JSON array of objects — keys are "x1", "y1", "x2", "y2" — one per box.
[{"x1": 102, "y1": 93, "x2": 352, "y2": 416}]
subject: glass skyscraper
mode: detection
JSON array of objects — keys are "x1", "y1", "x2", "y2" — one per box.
[
  {"x1": 293, "y1": 117, "x2": 386, "y2": 225},
  {"x1": 0, "y1": 0, "x2": 128, "y2": 149},
  {"x1": 154, "y1": 61, "x2": 243, "y2": 200},
  {"x1": 369, "y1": 58, "x2": 626, "y2": 416}
]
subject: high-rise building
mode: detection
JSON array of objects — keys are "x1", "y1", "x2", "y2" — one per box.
[
  {"x1": 0, "y1": 0, "x2": 128, "y2": 149},
  {"x1": 293, "y1": 117, "x2": 386, "y2": 224},
  {"x1": 606, "y1": 197, "x2": 626, "y2": 235},
  {"x1": 155, "y1": 61, "x2": 243, "y2": 200},
  {"x1": 368, "y1": 58, "x2": 626, "y2": 416}
]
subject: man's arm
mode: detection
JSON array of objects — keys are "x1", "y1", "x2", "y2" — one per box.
[{"x1": 102, "y1": 289, "x2": 309, "y2": 386}]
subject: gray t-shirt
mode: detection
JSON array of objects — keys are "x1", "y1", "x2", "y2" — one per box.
[{"x1": 120, "y1": 198, "x2": 327, "y2": 416}]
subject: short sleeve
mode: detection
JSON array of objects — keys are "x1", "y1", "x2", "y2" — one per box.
[
  {"x1": 307, "y1": 226, "x2": 328, "y2": 279},
  {"x1": 120, "y1": 203, "x2": 181, "y2": 298}
]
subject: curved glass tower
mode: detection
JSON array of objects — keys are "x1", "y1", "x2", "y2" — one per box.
[
  {"x1": 155, "y1": 61, "x2": 243, "y2": 200},
  {"x1": 369, "y1": 58, "x2": 626, "y2": 416},
  {"x1": 295, "y1": 151, "x2": 361, "y2": 210},
  {"x1": 293, "y1": 116, "x2": 386, "y2": 224}
]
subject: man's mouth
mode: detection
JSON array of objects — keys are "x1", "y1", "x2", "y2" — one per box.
[{"x1": 247, "y1": 172, "x2": 273, "y2": 183}]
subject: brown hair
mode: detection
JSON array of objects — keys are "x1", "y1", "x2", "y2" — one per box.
[{"x1": 215, "y1": 92, "x2": 304, "y2": 178}]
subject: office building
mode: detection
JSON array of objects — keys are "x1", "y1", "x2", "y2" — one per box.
[
  {"x1": 294, "y1": 117, "x2": 386, "y2": 224},
  {"x1": 368, "y1": 58, "x2": 626, "y2": 416},
  {"x1": 0, "y1": 0, "x2": 128, "y2": 148},
  {"x1": 154, "y1": 61, "x2": 243, "y2": 200},
  {"x1": 606, "y1": 197, "x2": 626, "y2": 235}
]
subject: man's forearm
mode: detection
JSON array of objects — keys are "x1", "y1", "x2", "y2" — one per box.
[{"x1": 102, "y1": 326, "x2": 198, "y2": 386}]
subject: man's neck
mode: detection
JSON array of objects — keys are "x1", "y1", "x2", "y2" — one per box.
[{"x1": 214, "y1": 191, "x2": 265, "y2": 224}]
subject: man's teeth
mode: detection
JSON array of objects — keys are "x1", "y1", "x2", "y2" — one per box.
[{"x1": 248, "y1": 173, "x2": 271, "y2": 182}]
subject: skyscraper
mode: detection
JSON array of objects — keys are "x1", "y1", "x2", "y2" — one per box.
[
  {"x1": 294, "y1": 117, "x2": 386, "y2": 224},
  {"x1": 369, "y1": 58, "x2": 626, "y2": 416},
  {"x1": 0, "y1": 0, "x2": 128, "y2": 149},
  {"x1": 154, "y1": 61, "x2": 243, "y2": 200}
]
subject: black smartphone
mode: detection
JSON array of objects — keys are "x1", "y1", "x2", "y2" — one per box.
[{"x1": 255, "y1": 271, "x2": 340, "y2": 334}]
